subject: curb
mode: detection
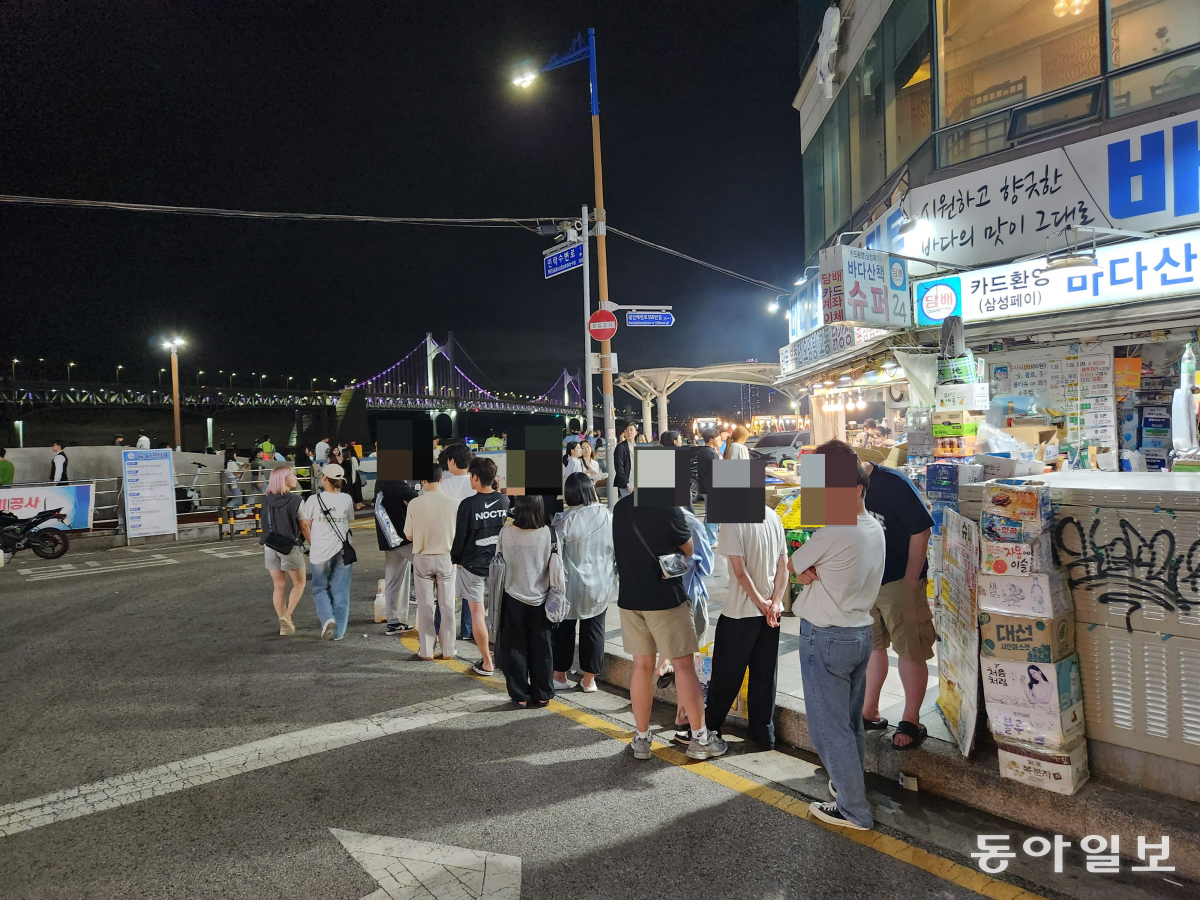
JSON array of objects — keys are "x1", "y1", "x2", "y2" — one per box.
[{"x1": 598, "y1": 646, "x2": 1200, "y2": 879}]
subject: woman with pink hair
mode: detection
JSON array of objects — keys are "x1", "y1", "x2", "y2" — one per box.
[{"x1": 260, "y1": 465, "x2": 305, "y2": 635}]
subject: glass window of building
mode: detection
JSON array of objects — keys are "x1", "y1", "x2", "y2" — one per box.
[
  {"x1": 936, "y1": 0, "x2": 1101, "y2": 126},
  {"x1": 803, "y1": 129, "x2": 825, "y2": 259},
  {"x1": 883, "y1": 0, "x2": 932, "y2": 171},
  {"x1": 849, "y1": 37, "x2": 887, "y2": 209},
  {"x1": 1108, "y1": 0, "x2": 1200, "y2": 70}
]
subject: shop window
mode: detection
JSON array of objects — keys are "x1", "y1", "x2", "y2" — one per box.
[
  {"x1": 849, "y1": 37, "x2": 887, "y2": 209},
  {"x1": 936, "y1": 0, "x2": 1100, "y2": 126},
  {"x1": 803, "y1": 131, "x2": 826, "y2": 260},
  {"x1": 937, "y1": 109, "x2": 1010, "y2": 166},
  {"x1": 1109, "y1": 48, "x2": 1200, "y2": 114},
  {"x1": 823, "y1": 91, "x2": 852, "y2": 244},
  {"x1": 1108, "y1": 0, "x2": 1200, "y2": 71},
  {"x1": 1008, "y1": 84, "x2": 1101, "y2": 139}
]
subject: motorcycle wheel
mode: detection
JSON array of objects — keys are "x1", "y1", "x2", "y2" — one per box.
[{"x1": 32, "y1": 529, "x2": 69, "y2": 560}]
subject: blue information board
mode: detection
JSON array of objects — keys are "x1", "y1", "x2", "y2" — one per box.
[
  {"x1": 543, "y1": 242, "x2": 584, "y2": 279},
  {"x1": 625, "y1": 312, "x2": 675, "y2": 327}
]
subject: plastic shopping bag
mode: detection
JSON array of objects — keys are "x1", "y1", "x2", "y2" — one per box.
[{"x1": 373, "y1": 578, "x2": 387, "y2": 623}]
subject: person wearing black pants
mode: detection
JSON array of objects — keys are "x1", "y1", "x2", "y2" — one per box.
[
  {"x1": 703, "y1": 507, "x2": 789, "y2": 750},
  {"x1": 552, "y1": 613, "x2": 606, "y2": 682},
  {"x1": 705, "y1": 615, "x2": 781, "y2": 748},
  {"x1": 500, "y1": 592, "x2": 555, "y2": 705}
]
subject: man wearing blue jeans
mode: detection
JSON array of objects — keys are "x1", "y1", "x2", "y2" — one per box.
[{"x1": 788, "y1": 458, "x2": 886, "y2": 830}]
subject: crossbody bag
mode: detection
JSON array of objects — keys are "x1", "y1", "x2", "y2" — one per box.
[
  {"x1": 631, "y1": 519, "x2": 688, "y2": 580},
  {"x1": 264, "y1": 500, "x2": 297, "y2": 555},
  {"x1": 316, "y1": 493, "x2": 357, "y2": 565}
]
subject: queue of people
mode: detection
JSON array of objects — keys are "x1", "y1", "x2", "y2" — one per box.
[{"x1": 250, "y1": 431, "x2": 907, "y2": 835}]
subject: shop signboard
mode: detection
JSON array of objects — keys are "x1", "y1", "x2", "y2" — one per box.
[
  {"x1": 854, "y1": 111, "x2": 1200, "y2": 270},
  {"x1": 944, "y1": 228, "x2": 1200, "y2": 324},
  {"x1": 779, "y1": 323, "x2": 890, "y2": 374},
  {"x1": 915, "y1": 276, "x2": 962, "y2": 327},
  {"x1": 122, "y1": 450, "x2": 178, "y2": 538},
  {"x1": 788, "y1": 276, "x2": 822, "y2": 343},
  {"x1": 0, "y1": 483, "x2": 95, "y2": 530},
  {"x1": 818, "y1": 245, "x2": 911, "y2": 329}
]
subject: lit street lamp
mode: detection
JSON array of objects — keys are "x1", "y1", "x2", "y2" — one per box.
[
  {"x1": 515, "y1": 28, "x2": 617, "y2": 505},
  {"x1": 38, "y1": 358, "x2": 45, "y2": 381},
  {"x1": 67, "y1": 362, "x2": 76, "y2": 383},
  {"x1": 310, "y1": 377, "x2": 317, "y2": 391},
  {"x1": 158, "y1": 368, "x2": 166, "y2": 386},
  {"x1": 259, "y1": 374, "x2": 267, "y2": 387},
  {"x1": 160, "y1": 337, "x2": 185, "y2": 451},
  {"x1": 115, "y1": 364, "x2": 124, "y2": 384},
  {"x1": 196, "y1": 370, "x2": 205, "y2": 386},
  {"x1": 10, "y1": 359, "x2": 17, "y2": 379},
  {"x1": 230, "y1": 372, "x2": 237, "y2": 388},
  {"x1": 286, "y1": 375, "x2": 293, "y2": 389}
]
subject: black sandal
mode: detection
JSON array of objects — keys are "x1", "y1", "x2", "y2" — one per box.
[
  {"x1": 656, "y1": 670, "x2": 675, "y2": 689},
  {"x1": 863, "y1": 717, "x2": 889, "y2": 731},
  {"x1": 892, "y1": 720, "x2": 927, "y2": 750}
]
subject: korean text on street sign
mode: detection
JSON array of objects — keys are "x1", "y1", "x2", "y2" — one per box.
[
  {"x1": 122, "y1": 450, "x2": 178, "y2": 538},
  {"x1": 625, "y1": 312, "x2": 675, "y2": 327},
  {"x1": 587, "y1": 309, "x2": 618, "y2": 342},
  {"x1": 818, "y1": 245, "x2": 911, "y2": 330},
  {"x1": 543, "y1": 241, "x2": 584, "y2": 279}
]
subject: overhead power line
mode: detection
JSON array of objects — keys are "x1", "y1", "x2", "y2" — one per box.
[
  {"x1": 606, "y1": 226, "x2": 790, "y2": 295},
  {"x1": 0, "y1": 193, "x2": 568, "y2": 232}
]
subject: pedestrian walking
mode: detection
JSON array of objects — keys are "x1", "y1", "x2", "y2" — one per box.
[
  {"x1": 550, "y1": 474, "x2": 616, "y2": 693},
  {"x1": 376, "y1": 477, "x2": 419, "y2": 637},
  {"x1": 723, "y1": 425, "x2": 750, "y2": 459},
  {"x1": 437, "y1": 443, "x2": 474, "y2": 504},
  {"x1": 611, "y1": 423, "x2": 636, "y2": 497},
  {"x1": 403, "y1": 467, "x2": 459, "y2": 660},
  {"x1": 222, "y1": 449, "x2": 248, "y2": 511},
  {"x1": 260, "y1": 465, "x2": 305, "y2": 636},
  {"x1": 450, "y1": 457, "x2": 509, "y2": 676},
  {"x1": 815, "y1": 440, "x2": 934, "y2": 748},
  {"x1": 49, "y1": 441, "x2": 69, "y2": 483},
  {"x1": 704, "y1": 507, "x2": 788, "y2": 751},
  {"x1": 343, "y1": 443, "x2": 366, "y2": 509},
  {"x1": 788, "y1": 457, "x2": 886, "y2": 830},
  {"x1": 696, "y1": 428, "x2": 722, "y2": 547},
  {"x1": 299, "y1": 463, "x2": 356, "y2": 641},
  {"x1": 136, "y1": 430, "x2": 151, "y2": 449},
  {"x1": 0, "y1": 448, "x2": 14, "y2": 487},
  {"x1": 612, "y1": 493, "x2": 720, "y2": 760},
  {"x1": 496, "y1": 495, "x2": 557, "y2": 707}
]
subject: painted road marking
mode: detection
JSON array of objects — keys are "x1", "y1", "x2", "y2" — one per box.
[
  {"x1": 399, "y1": 634, "x2": 1051, "y2": 900},
  {"x1": 0, "y1": 690, "x2": 494, "y2": 838},
  {"x1": 20, "y1": 555, "x2": 179, "y2": 582},
  {"x1": 331, "y1": 829, "x2": 520, "y2": 900},
  {"x1": 198, "y1": 547, "x2": 260, "y2": 559}
]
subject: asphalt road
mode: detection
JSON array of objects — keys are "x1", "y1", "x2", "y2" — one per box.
[{"x1": 0, "y1": 533, "x2": 1190, "y2": 900}]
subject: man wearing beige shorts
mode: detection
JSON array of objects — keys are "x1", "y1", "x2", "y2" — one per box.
[
  {"x1": 612, "y1": 492, "x2": 724, "y2": 761},
  {"x1": 815, "y1": 441, "x2": 934, "y2": 750}
]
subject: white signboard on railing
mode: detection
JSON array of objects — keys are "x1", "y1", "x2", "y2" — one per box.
[{"x1": 122, "y1": 450, "x2": 178, "y2": 538}]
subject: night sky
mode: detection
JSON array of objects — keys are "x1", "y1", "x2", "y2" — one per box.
[{"x1": 1, "y1": 2, "x2": 820, "y2": 414}]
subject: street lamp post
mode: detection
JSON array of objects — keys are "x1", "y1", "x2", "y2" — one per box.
[
  {"x1": 516, "y1": 28, "x2": 618, "y2": 506},
  {"x1": 161, "y1": 337, "x2": 185, "y2": 451},
  {"x1": 115, "y1": 364, "x2": 124, "y2": 385},
  {"x1": 67, "y1": 362, "x2": 76, "y2": 384},
  {"x1": 310, "y1": 377, "x2": 317, "y2": 391},
  {"x1": 286, "y1": 375, "x2": 294, "y2": 389},
  {"x1": 230, "y1": 372, "x2": 237, "y2": 388},
  {"x1": 38, "y1": 358, "x2": 45, "y2": 381},
  {"x1": 159, "y1": 368, "x2": 166, "y2": 387},
  {"x1": 10, "y1": 359, "x2": 17, "y2": 380},
  {"x1": 196, "y1": 370, "x2": 205, "y2": 386},
  {"x1": 259, "y1": 374, "x2": 267, "y2": 388}
]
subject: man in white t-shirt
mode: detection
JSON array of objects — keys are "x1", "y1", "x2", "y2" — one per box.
[
  {"x1": 403, "y1": 468, "x2": 461, "y2": 660},
  {"x1": 437, "y1": 443, "x2": 474, "y2": 504},
  {"x1": 703, "y1": 509, "x2": 788, "y2": 750},
  {"x1": 787, "y1": 459, "x2": 886, "y2": 832}
]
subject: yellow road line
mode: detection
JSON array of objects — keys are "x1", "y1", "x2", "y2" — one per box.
[{"x1": 398, "y1": 634, "x2": 1047, "y2": 900}]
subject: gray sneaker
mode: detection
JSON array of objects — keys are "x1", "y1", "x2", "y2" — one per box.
[
  {"x1": 686, "y1": 731, "x2": 728, "y2": 760},
  {"x1": 630, "y1": 733, "x2": 653, "y2": 760}
]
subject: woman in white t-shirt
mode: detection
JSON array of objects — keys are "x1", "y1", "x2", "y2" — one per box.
[
  {"x1": 562, "y1": 440, "x2": 585, "y2": 482},
  {"x1": 723, "y1": 425, "x2": 751, "y2": 459},
  {"x1": 299, "y1": 463, "x2": 356, "y2": 640},
  {"x1": 579, "y1": 439, "x2": 603, "y2": 484}
]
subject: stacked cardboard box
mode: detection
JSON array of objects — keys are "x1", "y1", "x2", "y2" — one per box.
[{"x1": 977, "y1": 481, "x2": 1089, "y2": 793}]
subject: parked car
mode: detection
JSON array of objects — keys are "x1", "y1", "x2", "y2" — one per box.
[
  {"x1": 684, "y1": 445, "x2": 770, "y2": 505},
  {"x1": 750, "y1": 430, "x2": 811, "y2": 466}
]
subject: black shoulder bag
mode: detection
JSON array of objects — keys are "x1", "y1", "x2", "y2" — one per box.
[
  {"x1": 264, "y1": 499, "x2": 297, "y2": 555},
  {"x1": 316, "y1": 493, "x2": 358, "y2": 565}
]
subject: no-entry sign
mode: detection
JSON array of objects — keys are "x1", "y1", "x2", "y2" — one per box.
[{"x1": 588, "y1": 310, "x2": 617, "y2": 342}]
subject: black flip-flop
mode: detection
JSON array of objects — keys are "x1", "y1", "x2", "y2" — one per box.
[
  {"x1": 656, "y1": 671, "x2": 675, "y2": 689},
  {"x1": 892, "y1": 720, "x2": 927, "y2": 750},
  {"x1": 863, "y1": 717, "x2": 889, "y2": 731}
]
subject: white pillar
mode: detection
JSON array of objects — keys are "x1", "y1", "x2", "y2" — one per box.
[
  {"x1": 641, "y1": 396, "x2": 653, "y2": 438},
  {"x1": 656, "y1": 393, "x2": 668, "y2": 437}
]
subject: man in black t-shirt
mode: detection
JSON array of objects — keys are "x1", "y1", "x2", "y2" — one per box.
[
  {"x1": 613, "y1": 495, "x2": 727, "y2": 762},
  {"x1": 814, "y1": 440, "x2": 934, "y2": 751}
]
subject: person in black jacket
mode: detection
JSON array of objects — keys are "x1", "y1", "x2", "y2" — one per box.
[
  {"x1": 611, "y1": 423, "x2": 637, "y2": 497},
  {"x1": 696, "y1": 427, "x2": 721, "y2": 548},
  {"x1": 376, "y1": 478, "x2": 420, "y2": 636},
  {"x1": 451, "y1": 457, "x2": 510, "y2": 676}
]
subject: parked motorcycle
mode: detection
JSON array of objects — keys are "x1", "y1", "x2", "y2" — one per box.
[{"x1": 0, "y1": 507, "x2": 70, "y2": 560}]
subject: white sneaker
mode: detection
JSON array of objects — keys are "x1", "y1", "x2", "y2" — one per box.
[
  {"x1": 579, "y1": 680, "x2": 598, "y2": 693},
  {"x1": 321, "y1": 619, "x2": 336, "y2": 640},
  {"x1": 552, "y1": 678, "x2": 572, "y2": 691}
]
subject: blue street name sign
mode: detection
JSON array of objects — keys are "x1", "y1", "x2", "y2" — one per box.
[
  {"x1": 543, "y1": 241, "x2": 584, "y2": 279},
  {"x1": 625, "y1": 311, "x2": 675, "y2": 327}
]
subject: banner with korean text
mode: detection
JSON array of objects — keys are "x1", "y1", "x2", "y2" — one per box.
[{"x1": 0, "y1": 483, "x2": 95, "y2": 530}]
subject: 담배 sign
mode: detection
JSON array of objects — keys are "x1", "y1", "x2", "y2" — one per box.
[
  {"x1": 915, "y1": 277, "x2": 963, "y2": 326},
  {"x1": 543, "y1": 241, "x2": 584, "y2": 278},
  {"x1": 818, "y1": 244, "x2": 912, "y2": 329},
  {"x1": 122, "y1": 450, "x2": 178, "y2": 538}
]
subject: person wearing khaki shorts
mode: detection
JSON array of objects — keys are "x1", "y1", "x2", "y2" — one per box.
[{"x1": 619, "y1": 604, "x2": 700, "y2": 661}]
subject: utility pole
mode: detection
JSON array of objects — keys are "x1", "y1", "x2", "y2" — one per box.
[{"x1": 582, "y1": 204, "x2": 594, "y2": 434}]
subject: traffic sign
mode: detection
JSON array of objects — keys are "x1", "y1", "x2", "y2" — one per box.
[
  {"x1": 543, "y1": 241, "x2": 584, "y2": 278},
  {"x1": 588, "y1": 310, "x2": 618, "y2": 342},
  {"x1": 625, "y1": 311, "x2": 675, "y2": 327}
]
